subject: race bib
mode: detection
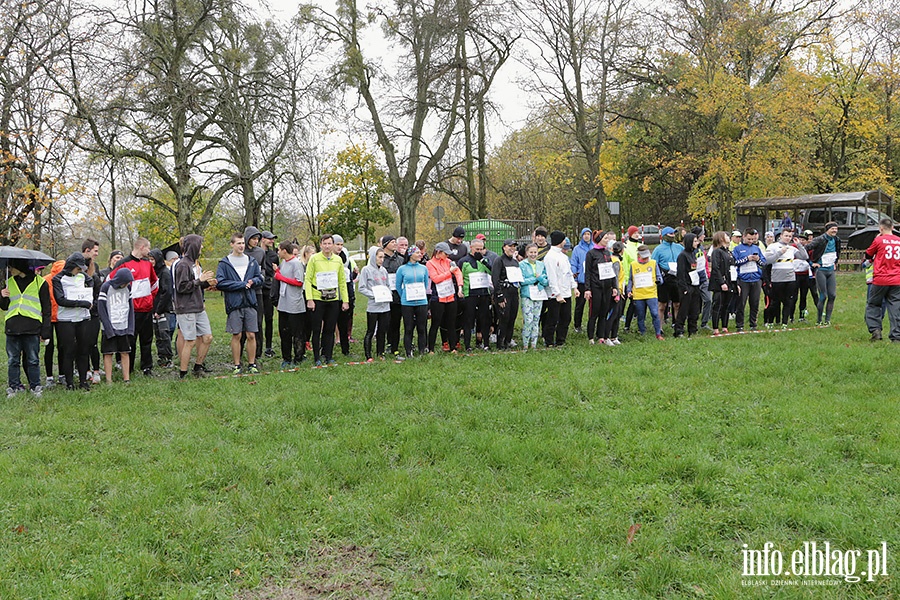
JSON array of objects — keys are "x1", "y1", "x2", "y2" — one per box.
[
  {"x1": 697, "y1": 255, "x2": 706, "y2": 271},
  {"x1": 528, "y1": 285, "x2": 548, "y2": 301},
  {"x1": 822, "y1": 252, "x2": 837, "y2": 268},
  {"x1": 435, "y1": 278, "x2": 456, "y2": 298},
  {"x1": 405, "y1": 281, "x2": 426, "y2": 302},
  {"x1": 373, "y1": 285, "x2": 392, "y2": 303},
  {"x1": 316, "y1": 271, "x2": 338, "y2": 290},
  {"x1": 668, "y1": 261, "x2": 678, "y2": 274},
  {"x1": 505, "y1": 266, "x2": 524, "y2": 283},
  {"x1": 388, "y1": 273, "x2": 397, "y2": 291},
  {"x1": 729, "y1": 266, "x2": 738, "y2": 281},
  {"x1": 469, "y1": 272, "x2": 490, "y2": 290},
  {"x1": 131, "y1": 278, "x2": 151, "y2": 299},
  {"x1": 598, "y1": 262, "x2": 615, "y2": 280},
  {"x1": 689, "y1": 270, "x2": 700, "y2": 285},
  {"x1": 739, "y1": 261, "x2": 758, "y2": 275},
  {"x1": 634, "y1": 271, "x2": 653, "y2": 289},
  {"x1": 108, "y1": 295, "x2": 130, "y2": 328}
]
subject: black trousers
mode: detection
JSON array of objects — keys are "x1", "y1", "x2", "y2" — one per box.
[
  {"x1": 278, "y1": 310, "x2": 307, "y2": 363},
  {"x1": 86, "y1": 316, "x2": 101, "y2": 370},
  {"x1": 261, "y1": 290, "x2": 275, "y2": 350},
  {"x1": 769, "y1": 280, "x2": 797, "y2": 325},
  {"x1": 606, "y1": 296, "x2": 624, "y2": 339},
  {"x1": 45, "y1": 324, "x2": 64, "y2": 378},
  {"x1": 624, "y1": 297, "x2": 636, "y2": 330},
  {"x1": 428, "y1": 300, "x2": 458, "y2": 352},
  {"x1": 793, "y1": 273, "x2": 813, "y2": 319},
  {"x1": 711, "y1": 289, "x2": 733, "y2": 330},
  {"x1": 364, "y1": 311, "x2": 391, "y2": 358},
  {"x1": 308, "y1": 300, "x2": 341, "y2": 362},
  {"x1": 154, "y1": 314, "x2": 173, "y2": 362},
  {"x1": 463, "y1": 295, "x2": 492, "y2": 350},
  {"x1": 402, "y1": 304, "x2": 428, "y2": 356},
  {"x1": 388, "y1": 302, "x2": 402, "y2": 354},
  {"x1": 56, "y1": 320, "x2": 92, "y2": 388},
  {"x1": 495, "y1": 291, "x2": 519, "y2": 349},
  {"x1": 573, "y1": 282, "x2": 588, "y2": 328},
  {"x1": 544, "y1": 296, "x2": 572, "y2": 345},
  {"x1": 337, "y1": 292, "x2": 355, "y2": 355},
  {"x1": 586, "y1": 289, "x2": 612, "y2": 340},
  {"x1": 132, "y1": 311, "x2": 154, "y2": 372},
  {"x1": 736, "y1": 280, "x2": 762, "y2": 329},
  {"x1": 675, "y1": 287, "x2": 701, "y2": 336}
]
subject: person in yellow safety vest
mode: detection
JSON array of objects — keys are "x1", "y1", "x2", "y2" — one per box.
[
  {"x1": 626, "y1": 245, "x2": 665, "y2": 340},
  {"x1": 1, "y1": 259, "x2": 52, "y2": 398}
]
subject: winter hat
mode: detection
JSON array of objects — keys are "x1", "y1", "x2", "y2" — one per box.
[
  {"x1": 381, "y1": 236, "x2": 396, "y2": 248},
  {"x1": 549, "y1": 231, "x2": 566, "y2": 246}
]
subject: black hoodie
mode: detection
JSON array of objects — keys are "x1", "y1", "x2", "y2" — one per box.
[
  {"x1": 150, "y1": 248, "x2": 173, "y2": 314},
  {"x1": 172, "y1": 235, "x2": 210, "y2": 314},
  {"x1": 676, "y1": 233, "x2": 700, "y2": 293}
]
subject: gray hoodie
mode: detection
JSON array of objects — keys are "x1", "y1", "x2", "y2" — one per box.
[
  {"x1": 243, "y1": 226, "x2": 267, "y2": 295},
  {"x1": 276, "y1": 255, "x2": 306, "y2": 314},
  {"x1": 357, "y1": 251, "x2": 391, "y2": 313}
]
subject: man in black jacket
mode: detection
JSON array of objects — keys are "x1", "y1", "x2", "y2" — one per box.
[
  {"x1": 1, "y1": 259, "x2": 52, "y2": 397},
  {"x1": 149, "y1": 248, "x2": 174, "y2": 368}
]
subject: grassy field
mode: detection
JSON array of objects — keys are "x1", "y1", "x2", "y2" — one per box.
[{"x1": 1, "y1": 272, "x2": 899, "y2": 598}]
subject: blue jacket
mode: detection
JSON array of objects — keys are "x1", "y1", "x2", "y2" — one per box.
[
  {"x1": 570, "y1": 227, "x2": 593, "y2": 284},
  {"x1": 396, "y1": 261, "x2": 430, "y2": 306},
  {"x1": 651, "y1": 240, "x2": 684, "y2": 277},
  {"x1": 216, "y1": 255, "x2": 263, "y2": 313},
  {"x1": 732, "y1": 243, "x2": 767, "y2": 282}
]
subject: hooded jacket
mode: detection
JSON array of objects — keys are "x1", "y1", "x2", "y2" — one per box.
[
  {"x1": 52, "y1": 253, "x2": 94, "y2": 322},
  {"x1": 585, "y1": 245, "x2": 616, "y2": 291},
  {"x1": 216, "y1": 252, "x2": 263, "y2": 314},
  {"x1": 676, "y1": 233, "x2": 701, "y2": 293},
  {"x1": 98, "y1": 268, "x2": 135, "y2": 337},
  {"x1": 172, "y1": 235, "x2": 210, "y2": 314},
  {"x1": 570, "y1": 228, "x2": 593, "y2": 284},
  {"x1": 110, "y1": 251, "x2": 158, "y2": 313},
  {"x1": 426, "y1": 254, "x2": 463, "y2": 302},
  {"x1": 149, "y1": 248, "x2": 173, "y2": 314},
  {"x1": 243, "y1": 226, "x2": 267, "y2": 294},
  {"x1": 520, "y1": 259, "x2": 549, "y2": 300},
  {"x1": 357, "y1": 251, "x2": 391, "y2": 313},
  {"x1": 710, "y1": 245, "x2": 737, "y2": 292},
  {"x1": 43, "y1": 259, "x2": 65, "y2": 322},
  {"x1": 651, "y1": 239, "x2": 685, "y2": 279},
  {"x1": 458, "y1": 251, "x2": 493, "y2": 297}
]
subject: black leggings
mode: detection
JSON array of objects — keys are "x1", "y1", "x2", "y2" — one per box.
[
  {"x1": 402, "y1": 304, "x2": 428, "y2": 356},
  {"x1": 308, "y1": 300, "x2": 341, "y2": 362},
  {"x1": 56, "y1": 320, "x2": 92, "y2": 388},
  {"x1": 463, "y1": 295, "x2": 492, "y2": 350},
  {"x1": 495, "y1": 292, "x2": 518, "y2": 349},
  {"x1": 606, "y1": 296, "x2": 624, "y2": 339},
  {"x1": 364, "y1": 311, "x2": 391, "y2": 359},
  {"x1": 428, "y1": 300, "x2": 458, "y2": 352},
  {"x1": 86, "y1": 317, "x2": 101, "y2": 370},
  {"x1": 711, "y1": 289, "x2": 733, "y2": 330},
  {"x1": 587, "y1": 288, "x2": 613, "y2": 340},
  {"x1": 45, "y1": 323, "x2": 64, "y2": 378},
  {"x1": 337, "y1": 293, "x2": 355, "y2": 354}
]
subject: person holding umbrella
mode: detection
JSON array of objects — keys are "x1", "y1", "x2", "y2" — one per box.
[{"x1": 1, "y1": 258, "x2": 52, "y2": 398}]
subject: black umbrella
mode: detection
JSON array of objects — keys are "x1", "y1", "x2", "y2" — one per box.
[
  {"x1": 847, "y1": 227, "x2": 900, "y2": 250},
  {"x1": 0, "y1": 246, "x2": 56, "y2": 268}
]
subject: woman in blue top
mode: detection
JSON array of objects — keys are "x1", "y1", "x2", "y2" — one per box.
[
  {"x1": 519, "y1": 243, "x2": 549, "y2": 350},
  {"x1": 395, "y1": 246, "x2": 431, "y2": 358}
]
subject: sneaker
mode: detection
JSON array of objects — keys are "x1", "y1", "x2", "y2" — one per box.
[
  {"x1": 611, "y1": 338, "x2": 621, "y2": 345},
  {"x1": 712, "y1": 329, "x2": 719, "y2": 335},
  {"x1": 782, "y1": 324, "x2": 788, "y2": 330},
  {"x1": 802, "y1": 309, "x2": 809, "y2": 319},
  {"x1": 92, "y1": 371, "x2": 101, "y2": 384},
  {"x1": 247, "y1": 364, "x2": 260, "y2": 374},
  {"x1": 442, "y1": 341, "x2": 450, "y2": 352},
  {"x1": 79, "y1": 382, "x2": 91, "y2": 391},
  {"x1": 824, "y1": 321, "x2": 831, "y2": 326},
  {"x1": 142, "y1": 368, "x2": 153, "y2": 377},
  {"x1": 701, "y1": 324, "x2": 712, "y2": 331},
  {"x1": 589, "y1": 339, "x2": 596, "y2": 345},
  {"x1": 264, "y1": 348, "x2": 276, "y2": 358},
  {"x1": 349, "y1": 337, "x2": 358, "y2": 344},
  {"x1": 31, "y1": 385, "x2": 43, "y2": 398},
  {"x1": 871, "y1": 330, "x2": 883, "y2": 341},
  {"x1": 231, "y1": 365, "x2": 242, "y2": 375},
  {"x1": 281, "y1": 361, "x2": 292, "y2": 369},
  {"x1": 58, "y1": 374, "x2": 66, "y2": 385},
  {"x1": 656, "y1": 334, "x2": 665, "y2": 340},
  {"x1": 315, "y1": 360, "x2": 323, "y2": 368},
  {"x1": 574, "y1": 327, "x2": 582, "y2": 334},
  {"x1": 159, "y1": 360, "x2": 173, "y2": 369},
  {"x1": 45, "y1": 376, "x2": 55, "y2": 388},
  {"x1": 722, "y1": 328, "x2": 728, "y2": 333},
  {"x1": 604, "y1": 339, "x2": 616, "y2": 347},
  {"x1": 489, "y1": 333, "x2": 497, "y2": 344},
  {"x1": 6, "y1": 387, "x2": 23, "y2": 399},
  {"x1": 509, "y1": 340, "x2": 517, "y2": 348},
  {"x1": 193, "y1": 363, "x2": 213, "y2": 374}
]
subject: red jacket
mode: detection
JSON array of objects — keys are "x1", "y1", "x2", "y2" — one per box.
[
  {"x1": 866, "y1": 234, "x2": 900, "y2": 286},
  {"x1": 111, "y1": 255, "x2": 158, "y2": 313}
]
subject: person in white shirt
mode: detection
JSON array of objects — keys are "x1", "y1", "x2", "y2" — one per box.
[{"x1": 542, "y1": 230, "x2": 580, "y2": 346}]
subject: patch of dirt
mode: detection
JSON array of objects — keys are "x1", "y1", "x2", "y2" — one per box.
[{"x1": 235, "y1": 543, "x2": 395, "y2": 599}]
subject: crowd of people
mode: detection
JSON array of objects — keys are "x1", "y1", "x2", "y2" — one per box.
[{"x1": 5, "y1": 217, "x2": 899, "y2": 397}]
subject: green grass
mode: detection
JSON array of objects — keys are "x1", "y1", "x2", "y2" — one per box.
[{"x1": 1, "y1": 273, "x2": 899, "y2": 598}]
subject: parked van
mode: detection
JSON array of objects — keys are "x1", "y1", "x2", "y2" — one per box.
[{"x1": 799, "y1": 206, "x2": 891, "y2": 240}]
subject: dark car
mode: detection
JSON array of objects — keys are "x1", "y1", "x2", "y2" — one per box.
[{"x1": 640, "y1": 224, "x2": 660, "y2": 246}]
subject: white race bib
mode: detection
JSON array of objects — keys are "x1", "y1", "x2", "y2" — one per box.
[
  {"x1": 469, "y1": 272, "x2": 490, "y2": 290},
  {"x1": 729, "y1": 266, "x2": 738, "y2": 281},
  {"x1": 316, "y1": 271, "x2": 338, "y2": 290},
  {"x1": 372, "y1": 285, "x2": 392, "y2": 303},
  {"x1": 405, "y1": 281, "x2": 426, "y2": 302},
  {"x1": 634, "y1": 271, "x2": 653, "y2": 289},
  {"x1": 739, "y1": 261, "x2": 758, "y2": 275},
  {"x1": 435, "y1": 278, "x2": 456, "y2": 298},
  {"x1": 822, "y1": 252, "x2": 837, "y2": 268},
  {"x1": 689, "y1": 270, "x2": 700, "y2": 285},
  {"x1": 131, "y1": 278, "x2": 151, "y2": 299},
  {"x1": 668, "y1": 261, "x2": 678, "y2": 274},
  {"x1": 528, "y1": 285, "x2": 548, "y2": 301},
  {"x1": 598, "y1": 262, "x2": 615, "y2": 280},
  {"x1": 697, "y1": 255, "x2": 706, "y2": 271},
  {"x1": 108, "y1": 294, "x2": 130, "y2": 328},
  {"x1": 505, "y1": 266, "x2": 524, "y2": 283},
  {"x1": 387, "y1": 273, "x2": 397, "y2": 291}
]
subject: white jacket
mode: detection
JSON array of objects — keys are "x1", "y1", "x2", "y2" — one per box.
[{"x1": 543, "y1": 246, "x2": 577, "y2": 299}]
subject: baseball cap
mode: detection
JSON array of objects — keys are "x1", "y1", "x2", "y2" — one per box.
[
  {"x1": 261, "y1": 231, "x2": 277, "y2": 239},
  {"x1": 434, "y1": 241, "x2": 452, "y2": 254},
  {"x1": 660, "y1": 226, "x2": 675, "y2": 237},
  {"x1": 452, "y1": 226, "x2": 466, "y2": 238},
  {"x1": 731, "y1": 230, "x2": 742, "y2": 237},
  {"x1": 502, "y1": 238, "x2": 517, "y2": 247}
]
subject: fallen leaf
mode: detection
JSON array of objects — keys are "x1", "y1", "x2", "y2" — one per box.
[
  {"x1": 12, "y1": 525, "x2": 27, "y2": 534},
  {"x1": 626, "y1": 523, "x2": 641, "y2": 545}
]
